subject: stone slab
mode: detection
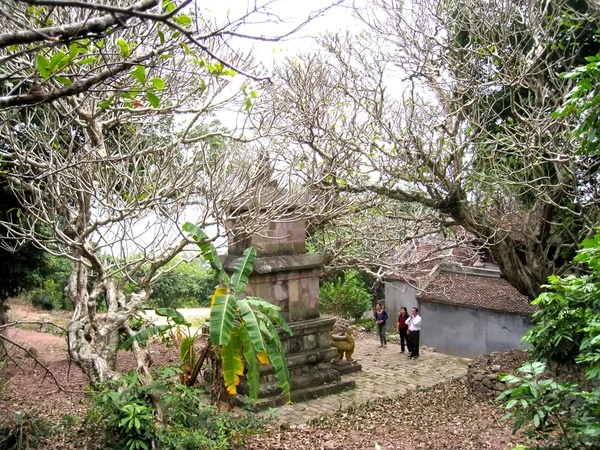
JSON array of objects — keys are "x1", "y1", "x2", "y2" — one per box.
[{"x1": 222, "y1": 254, "x2": 327, "y2": 274}]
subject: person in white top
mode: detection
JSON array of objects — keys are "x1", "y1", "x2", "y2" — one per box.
[{"x1": 405, "y1": 307, "x2": 422, "y2": 359}]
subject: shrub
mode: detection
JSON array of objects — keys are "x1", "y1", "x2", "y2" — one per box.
[
  {"x1": 320, "y1": 270, "x2": 372, "y2": 320},
  {"x1": 89, "y1": 368, "x2": 271, "y2": 450},
  {"x1": 497, "y1": 234, "x2": 600, "y2": 449},
  {"x1": 0, "y1": 411, "x2": 51, "y2": 450}
]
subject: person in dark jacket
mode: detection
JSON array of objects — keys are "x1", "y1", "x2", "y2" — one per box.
[
  {"x1": 396, "y1": 307, "x2": 409, "y2": 353},
  {"x1": 374, "y1": 302, "x2": 388, "y2": 348}
]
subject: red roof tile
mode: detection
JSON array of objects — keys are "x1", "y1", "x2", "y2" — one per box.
[{"x1": 417, "y1": 271, "x2": 537, "y2": 315}]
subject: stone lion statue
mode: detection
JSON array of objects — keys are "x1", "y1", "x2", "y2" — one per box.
[{"x1": 329, "y1": 329, "x2": 355, "y2": 362}]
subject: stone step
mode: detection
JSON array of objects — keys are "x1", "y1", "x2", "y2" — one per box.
[
  {"x1": 258, "y1": 347, "x2": 338, "y2": 375},
  {"x1": 239, "y1": 367, "x2": 341, "y2": 399},
  {"x1": 235, "y1": 379, "x2": 357, "y2": 411}
]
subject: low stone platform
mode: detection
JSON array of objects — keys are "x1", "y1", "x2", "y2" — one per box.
[{"x1": 271, "y1": 336, "x2": 471, "y2": 424}]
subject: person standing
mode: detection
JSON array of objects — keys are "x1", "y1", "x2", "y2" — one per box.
[
  {"x1": 374, "y1": 302, "x2": 388, "y2": 348},
  {"x1": 405, "y1": 307, "x2": 422, "y2": 359},
  {"x1": 396, "y1": 307, "x2": 409, "y2": 353}
]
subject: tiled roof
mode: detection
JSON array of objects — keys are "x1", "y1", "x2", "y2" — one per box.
[{"x1": 417, "y1": 271, "x2": 537, "y2": 315}]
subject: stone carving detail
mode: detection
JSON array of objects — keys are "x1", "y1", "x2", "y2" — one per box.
[{"x1": 330, "y1": 329, "x2": 355, "y2": 362}]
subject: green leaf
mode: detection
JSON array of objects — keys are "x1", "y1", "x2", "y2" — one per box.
[
  {"x1": 77, "y1": 57, "x2": 98, "y2": 65},
  {"x1": 55, "y1": 76, "x2": 72, "y2": 86},
  {"x1": 265, "y1": 324, "x2": 291, "y2": 399},
  {"x1": 146, "y1": 91, "x2": 160, "y2": 108},
  {"x1": 231, "y1": 247, "x2": 256, "y2": 294},
  {"x1": 210, "y1": 295, "x2": 237, "y2": 346},
  {"x1": 69, "y1": 43, "x2": 81, "y2": 59},
  {"x1": 222, "y1": 330, "x2": 244, "y2": 395},
  {"x1": 245, "y1": 98, "x2": 252, "y2": 111},
  {"x1": 120, "y1": 324, "x2": 173, "y2": 349},
  {"x1": 237, "y1": 299, "x2": 265, "y2": 351},
  {"x1": 158, "y1": 30, "x2": 165, "y2": 45},
  {"x1": 131, "y1": 65, "x2": 146, "y2": 85},
  {"x1": 98, "y1": 95, "x2": 115, "y2": 109},
  {"x1": 162, "y1": 0, "x2": 175, "y2": 13},
  {"x1": 176, "y1": 15, "x2": 192, "y2": 26},
  {"x1": 117, "y1": 39, "x2": 130, "y2": 58},
  {"x1": 37, "y1": 54, "x2": 50, "y2": 79},
  {"x1": 239, "y1": 324, "x2": 260, "y2": 400},
  {"x1": 150, "y1": 77, "x2": 165, "y2": 91},
  {"x1": 155, "y1": 307, "x2": 192, "y2": 327},
  {"x1": 182, "y1": 222, "x2": 230, "y2": 285},
  {"x1": 180, "y1": 336, "x2": 195, "y2": 367},
  {"x1": 49, "y1": 51, "x2": 66, "y2": 71}
]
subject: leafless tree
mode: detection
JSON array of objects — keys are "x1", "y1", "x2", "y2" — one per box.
[{"x1": 257, "y1": 0, "x2": 600, "y2": 299}]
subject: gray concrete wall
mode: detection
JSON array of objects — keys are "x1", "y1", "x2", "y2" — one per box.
[
  {"x1": 418, "y1": 301, "x2": 533, "y2": 358},
  {"x1": 383, "y1": 281, "x2": 419, "y2": 331}
]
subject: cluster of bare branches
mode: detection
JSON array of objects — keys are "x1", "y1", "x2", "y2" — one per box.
[
  {"x1": 257, "y1": 0, "x2": 600, "y2": 298},
  {"x1": 0, "y1": 0, "x2": 348, "y2": 382}
]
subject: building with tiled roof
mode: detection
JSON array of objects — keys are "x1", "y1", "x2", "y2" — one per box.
[
  {"x1": 384, "y1": 249, "x2": 537, "y2": 358},
  {"x1": 417, "y1": 269, "x2": 537, "y2": 316}
]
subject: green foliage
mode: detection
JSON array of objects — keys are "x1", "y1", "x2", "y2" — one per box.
[
  {"x1": 319, "y1": 270, "x2": 372, "y2": 320},
  {"x1": 0, "y1": 411, "x2": 51, "y2": 450},
  {"x1": 89, "y1": 369, "x2": 270, "y2": 450},
  {"x1": 523, "y1": 234, "x2": 600, "y2": 373},
  {"x1": 121, "y1": 308, "x2": 204, "y2": 386},
  {"x1": 554, "y1": 50, "x2": 600, "y2": 155},
  {"x1": 497, "y1": 363, "x2": 600, "y2": 449},
  {"x1": 183, "y1": 222, "x2": 293, "y2": 402},
  {"x1": 27, "y1": 254, "x2": 72, "y2": 311},
  {"x1": 143, "y1": 260, "x2": 216, "y2": 309},
  {"x1": 354, "y1": 318, "x2": 377, "y2": 333},
  {"x1": 499, "y1": 234, "x2": 600, "y2": 449}
]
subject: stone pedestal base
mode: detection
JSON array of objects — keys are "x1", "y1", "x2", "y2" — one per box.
[
  {"x1": 331, "y1": 359, "x2": 362, "y2": 375},
  {"x1": 236, "y1": 317, "x2": 356, "y2": 410}
]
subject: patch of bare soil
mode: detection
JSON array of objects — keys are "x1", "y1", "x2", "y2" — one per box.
[
  {"x1": 245, "y1": 377, "x2": 531, "y2": 450},
  {"x1": 1, "y1": 324, "x2": 180, "y2": 449}
]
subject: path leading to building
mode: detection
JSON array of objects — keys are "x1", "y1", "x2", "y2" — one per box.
[{"x1": 274, "y1": 337, "x2": 471, "y2": 425}]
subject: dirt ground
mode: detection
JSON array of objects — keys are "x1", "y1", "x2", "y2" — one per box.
[{"x1": 0, "y1": 304, "x2": 531, "y2": 449}]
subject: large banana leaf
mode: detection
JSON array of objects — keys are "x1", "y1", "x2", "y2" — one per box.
[
  {"x1": 211, "y1": 287, "x2": 227, "y2": 307},
  {"x1": 155, "y1": 307, "x2": 192, "y2": 327},
  {"x1": 265, "y1": 327, "x2": 291, "y2": 400},
  {"x1": 120, "y1": 324, "x2": 173, "y2": 350},
  {"x1": 210, "y1": 294, "x2": 236, "y2": 346},
  {"x1": 231, "y1": 247, "x2": 256, "y2": 295},
  {"x1": 246, "y1": 297, "x2": 282, "y2": 311},
  {"x1": 180, "y1": 336, "x2": 195, "y2": 368},
  {"x1": 256, "y1": 349, "x2": 269, "y2": 365},
  {"x1": 183, "y1": 222, "x2": 230, "y2": 285},
  {"x1": 222, "y1": 331, "x2": 244, "y2": 395},
  {"x1": 251, "y1": 299, "x2": 294, "y2": 337},
  {"x1": 239, "y1": 324, "x2": 260, "y2": 400},
  {"x1": 237, "y1": 299, "x2": 265, "y2": 351}
]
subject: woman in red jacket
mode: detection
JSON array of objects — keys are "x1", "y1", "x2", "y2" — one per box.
[{"x1": 396, "y1": 307, "x2": 409, "y2": 354}]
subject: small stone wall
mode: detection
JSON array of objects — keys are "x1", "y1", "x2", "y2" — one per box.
[
  {"x1": 467, "y1": 363, "x2": 508, "y2": 399},
  {"x1": 467, "y1": 350, "x2": 529, "y2": 399}
]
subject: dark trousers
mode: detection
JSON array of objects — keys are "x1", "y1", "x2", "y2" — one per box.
[
  {"x1": 408, "y1": 330, "x2": 420, "y2": 356},
  {"x1": 377, "y1": 323, "x2": 387, "y2": 346},
  {"x1": 399, "y1": 328, "x2": 408, "y2": 352}
]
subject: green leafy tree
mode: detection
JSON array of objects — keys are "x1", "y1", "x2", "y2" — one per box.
[
  {"x1": 146, "y1": 261, "x2": 216, "y2": 309},
  {"x1": 320, "y1": 270, "x2": 372, "y2": 320}
]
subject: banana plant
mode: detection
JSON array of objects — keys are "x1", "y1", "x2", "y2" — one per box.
[{"x1": 182, "y1": 222, "x2": 293, "y2": 401}]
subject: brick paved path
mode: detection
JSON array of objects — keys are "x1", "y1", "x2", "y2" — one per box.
[{"x1": 274, "y1": 337, "x2": 471, "y2": 424}]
